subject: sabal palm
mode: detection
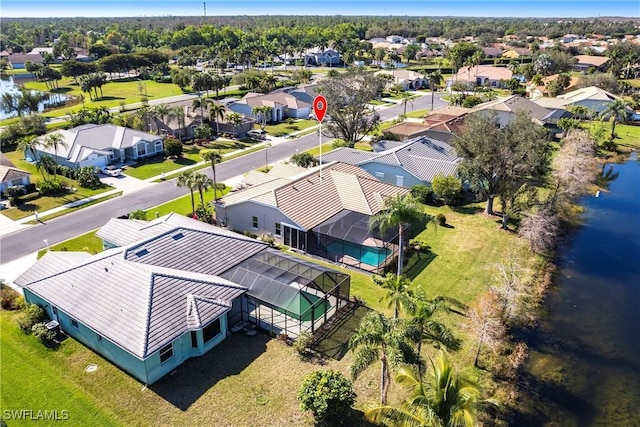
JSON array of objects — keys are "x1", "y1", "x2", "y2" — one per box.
[
  {"x1": 192, "y1": 172, "x2": 213, "y2": 209},
  {"x1": 207, "y1": 102, "x2": 226, "y2": 135},
  {"x1": 409, "y1": 288, "x2": 460, "y2": 356},
  {"x1": 369, "y1": 194, "x2": 427, "y2": 278},
  {"x1": 349, "y1": 311, "x2": 421, "y2": 405},
  {"x1": 602, "y1": 99, "x2": 629, "y2": 138},
  {"x1": 17, "y1": 135, "x2": 40, "y2": 161},
  {"x1": 374, "y1": 273, "x2": 414, "y2": 319},
  {"x1": 400, "y1": 92, "x2": 413, "y2": 119},
  {"x1": 44, "y1": 133, "x2": 68, "y2": 180},
  {"x1": 226, "y1": 112, "x2": 243, "y2": 136},
  {"x1": 200, "y1": 149, "x2": 222, "y2": 201},
  {"x1": 366, "y1": 351, "x2": 487, "y2": 427},
  {"x1": 176, "y1": 170, "x2": 197, "y2": 216},
  {"x1": 428, "y1": 71, "x2": 444, "y2": 111},
  {"x1": 192, "y1": 97, "x2": 207, "y2": 124},
  {"x1": 152, "y1": 103, "x2": 170, "y2": 130},
  {"x1": 168, "y1": 105, "x2": 186, "y2": 142}
]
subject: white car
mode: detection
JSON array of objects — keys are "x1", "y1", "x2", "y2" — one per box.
[{"x1": 101, "y1": 166, "x2": 123, "y2": 177}]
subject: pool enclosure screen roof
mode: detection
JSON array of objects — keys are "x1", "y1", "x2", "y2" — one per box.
[
  {"x1": 313, "y1": 210, "x2": 398, "y2": 247},
  {"x1": 220, "y1": 249, "x2": 350, "y2": 311}
]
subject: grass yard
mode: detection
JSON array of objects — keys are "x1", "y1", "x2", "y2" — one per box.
[
  {"x1": 264, "y1": 119, "x2": 317, "y2": 137},
  {"x1": 146, "y1": 186, "x2": 231, "y2": 218},
  {"x1": 23, "y1": 191, "x2": 123, "y2": 224},
  {"x1": 123, "y1": 154, "x2": 201, "y2": 180},
  {"x1": 613, "y1": 124, "x2": 640, "y2": 149},
  {"x1": 37, "y1": 230, "x2": 103, "y2": 258},
  {"x1": 405, "y1": 108, "x2": 430, "y2": 119},
  {"x1": 19, "y1": 78, "x2": 184, "y2": 119},
  {"x1": 304, "y1": 142, "x2": 336, "y2": 157}
]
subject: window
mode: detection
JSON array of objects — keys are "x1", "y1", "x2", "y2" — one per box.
[
  {"x1": 396, "y1": 175, "x2": 404, "y2": 186},
  {"x1": 275, "y1": 223, "x2": 281, "y2": 236},
  {"x1": 155, "y1": 140, "x2": 162, "y2": 152},
  {"x1": 97, "y1": 334, "x2": 102, "y2": 342},
  {"x1": 70, "y1": 318, "x2": 79, "y2": 329},
  {"x1": 52, "y1": 306, "x2": 58, "y2": 316},
  {"x1": 375, "y1": 172, "x2": 385, "y2": 178},
  {"x1": 191, "y1": 331, "x2": 198, "y2": 348},
  {"x1": 203, "y1": 318, "x2": 221, "y2": 343},
  {"x1": 137, "y1": 143, "x2": 146, "y2": 156},
  {"x1": 252, "y1": 216, "x2": 258, "y2": 229},
  {"x1": 159, "y1": 343, "x2": 174, "y2": 364}
]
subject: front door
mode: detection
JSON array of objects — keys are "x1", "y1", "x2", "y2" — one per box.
[{"x1": 283, "y1": 224, "x2": 304, "y2": 250}]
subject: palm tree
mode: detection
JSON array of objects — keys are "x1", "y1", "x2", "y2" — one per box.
[
  {"x1": 530, "y1": 74, "x2": 544, "y2": 87},
  {"x1": 251, "y1": 105, "x2": 272, "y2": 130},
  {"x1": 200, "y1": 149, "x2": 222, "y2": 201},
  {"x1": 366, "y1": 350, "x2": 490, "y2": 427},
  {"x1": 152, "y1": 103, "x2": 170, "y2": 129},
  {"x1": 399, "y1": 92, "x2": 414, "y2": 120},
  {"x1": 369, "y1": 194, "x2": 428, "y2": 279},
  {"x1": 374, "y1": 273, "x2": 414, "y2": 319},
  {"x1": 409, "y1": 288, "x2": 460, "y2": 357},
  {"x1": 226, "y1": 112, "x2": 243, "y2": 137},
  {"x1": 17, "y1": 135, "x2": 40, "y2": 162},
  {"x1": 207, "y1": 102, "x2": 226, "y2": 135},
  {"x1": 601, "y1": 99, "x2": 629, "y2": 139},
  {"x1": 169, "y1": 105, "x2": 186, "y2": 142},
  {"x1": 349, "y1": 311, "x2": 420, "y2": 405},
  {"x1": 176, "y1": 170, "x2": 197, "y2": 216},
  {"x1": 192, "y1": 96, "x2": 207, "y2": 125},
  {"x1": 428, "y1": 70, "x2": 444, "y2": 111},
  {"x1": 192, "y1": 172, "x2": 213, "y2": 210},
  {"x1": 43, "y1": 133, "x2": 68, "y2": 181}
]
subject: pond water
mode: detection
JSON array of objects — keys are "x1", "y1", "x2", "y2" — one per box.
[
  {"x1": 522, "y1": 153, "x2": 640, "y2": 426},
  {"x1": 0, "y1": 76, "x2": 67, "y2": 120}
]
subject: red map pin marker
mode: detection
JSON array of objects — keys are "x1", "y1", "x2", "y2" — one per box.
[{"x1": 313, "y1": 95, "x2": 327, "y2": 122}]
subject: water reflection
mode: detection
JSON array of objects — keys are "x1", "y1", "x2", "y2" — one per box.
[{"x1": 0, "y1": 76, "x2": 68, "y2": 120}]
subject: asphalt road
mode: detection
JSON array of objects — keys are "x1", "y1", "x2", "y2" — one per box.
[{"x1": 0, "y1": 92, "x2": 449, "y2": 263}]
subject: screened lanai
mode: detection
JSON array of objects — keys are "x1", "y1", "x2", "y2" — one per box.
[
  {"x1": 220, "y1": 249, "x2": 350, "y2": 338},
  {"x1": 307, "y1": 210, "x2": 400, "y2": 273}
]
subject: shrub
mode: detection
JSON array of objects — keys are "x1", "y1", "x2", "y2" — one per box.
[
  {"x1": 17, "y1": 304, "x2": 47, "y2": 333},
  {"x1": 410, "y1": 184, "x2": 434, "y2": 204},
  {"x1": 293, "y1": 331, "x2": 314, "y2": 357},
  {"x1": 164, "y1": 136, "x2": 183, "y2": 157},
  {"x1": 32, "y1": 322, "x2": 57, "y2": 346},
  {"x1": 76, "y1": 166, "x2": 100, "y2": 188},
  {"x1": 462, "y1": 95, "x2": 484, "y2": 108},
  {"x1": 332, "y1": 139, "x2": 354, "y2": 149},
  {"x1": 1, "y1": 281, "x2": 25, "y2": 310},
  {"x1": 290, "y1": 152, "x2": 316, "y2": 168},
  {"x1": 436, "y1": 213, "x2": 447, "y2": 226},
  {"x1": 128, "y1": 209, "x2": 147, "y2": 220},
  {"x1": 298, "y1": 370, "x2": 356, "y2": 421},
  {"x1": 5, "y1": 185, "x2": 26, "y2": 206},
  {"x1": 432, "y1": 173, "x2": 462, "y2": 205},
  {"x1": 38, "y1": 179, "x2": 65, "y2": 195}
]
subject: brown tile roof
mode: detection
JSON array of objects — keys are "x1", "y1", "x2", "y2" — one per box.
[
  {"x1": 575, "y1": 55, "x2": 610, "y2": 67},
  {"x1": 0, "y1": 165, "x2": 30, "y2": 183}
]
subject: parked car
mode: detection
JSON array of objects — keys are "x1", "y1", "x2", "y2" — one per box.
[
  {"x1": 101, "y1": 166, "x2": 123, "y2": 177},
  {"x1": 247, "y1": 129, "x2": 267, "y2": 140}
]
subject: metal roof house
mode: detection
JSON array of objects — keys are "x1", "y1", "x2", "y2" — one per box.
[
  {"x1": 215, "y1": 162, "x2": 409, "y2": 272},
  {"x1": 16, "y1": 213, "x2": 350, "y2": 385},
  {"x1": 320, "y1": 136, "x2": 461, "y2": 188}
]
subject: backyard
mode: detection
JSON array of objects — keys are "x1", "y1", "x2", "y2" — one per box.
[{"x1": 3, "y1": 198, "x2": 538, "y2": 425}]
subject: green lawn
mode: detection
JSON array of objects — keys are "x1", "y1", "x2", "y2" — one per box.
[
  {"x1": 405, "y1": 108, "x2": 430, "y2": 119},
  {"x1": 38, "y1": 230, "x2": 103, "y2": 258},
  {"x1": 123, "y1": 154, "x2": 201, "y2": 180},
  {"x1": 613, "y1": 123, "x2": 640, "y2": 149},
  {"x1": 146, "y1": 186, "x2": 231, "y2": 218},
  {"x1": 264, "y1": 119, "x2": 317, "y2": 137},
  {"x1": 305, "y1": 142, "x2": 336, "y2": 157},
  {"x1": 19, "y1": 78, "x2": 184, "y2": 119}
]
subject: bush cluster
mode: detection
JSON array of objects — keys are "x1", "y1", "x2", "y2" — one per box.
[
  {"x1": 17, "y1": 304, "x2": 48, "y2": 333},
  {"x1": 1, "y1": 282, "x2": 25, "y2": 310}
]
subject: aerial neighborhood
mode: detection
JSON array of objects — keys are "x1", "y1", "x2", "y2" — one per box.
[{"x1": 1, "y1": 10, "x2": 639, "y2": 427}]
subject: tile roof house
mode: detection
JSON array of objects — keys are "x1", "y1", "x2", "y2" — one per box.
[
  {"x1": 33, "y1": 124, "x2": 164, "y2": 169},
  {"x1": 482, "y1": 47, "x2": 503, "y2": 58},
  {"x1": 525, "y1": 74, "x2": 580, "y2": 100},
  {"x1": 215, "y1": 162, "x2": 409, "y2": 272},
  {"x1": 573, "y1": 55, "x2": 610, "y2": 72},
  {"x1": 0, "y1": 153, "x2": 31, "y2": 193},
  {"x1": 533, "y1": 86, "x2": 631, "y2": 117},
  {"x1": 374, "y1": 69, "x2": 427, "y2": 90},
  {"x1": 447, "y1": 65, "x2": 513, "y2": 89},
  {"x1": 228, "y1": 92, "x2": 312, "y2": 122},
  {"x1": 471, "y1": 95, "x2": 552, "y2": 127},
  {"x1": 16, "y1": 213, "x2": 350, "y2": 385},
  {"x1": 320, "y1": 136, "x2": 461, "y2": 188},
  {"x1": 6, "y1": 53, "x2": 46, "y2": 69},
  {"x1": 502, "y1": 48, "x2": 533, "y2": 59}
]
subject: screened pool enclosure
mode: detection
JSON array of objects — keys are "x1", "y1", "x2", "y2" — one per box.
[
  {"x1": 221, "y1": 250, "x2": 350, "y2": 338},
  {"x1": 307, "y1": 211, "x2": 400, "y2": 273}
]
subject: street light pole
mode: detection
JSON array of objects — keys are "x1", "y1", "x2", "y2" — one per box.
[{"x1": 264, "y1": 143, "x2": 272, "y2": 172}]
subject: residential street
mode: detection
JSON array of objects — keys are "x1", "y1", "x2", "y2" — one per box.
[{"x1": 0, "y1": 92, "x2": 448, "y2": 264}]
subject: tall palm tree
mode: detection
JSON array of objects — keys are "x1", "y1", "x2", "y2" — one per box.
[
  {"x1": 374, "y1": 273, "x2": 414, "y2": 319},
  {"x1": 200, "y1": 149, "x2": 222, "y2": 201},
  {"x1": 409, "y1": 288, "x2": 459, "y2": 356},
  {"x1": 601, "y1": 99, "x2": 629, "y2": 139},
  {"x1": 169, "y1": 105, "x2": 186, "y2": 142},
  {"x1": 349, "y1": 311, "x2": 420, "y2": 405},
  {"x1": 43, "y1": 133, "x2": 68, "y2": 181},
  {"x1": 152, "y1": 103, "x2": 170, "y2": 129},
  {"x1": 207, "y1": 101, "x2": 226, "y2": 135},
  {"x1": 428, "y1": 70, "x2": 444, "y2": 111},
  {"x1": 251, "y1": 105, "x2": 272, "y2": 130},
  {"x1": 226, "y1": 112, "x2": 243, "y2": 137},
  {"x1": 369, "y1": 194, "x2": 428, "y2": 278},
  {"x1": 192, "y1": 172, "x2": 213, "y2": 210},
  {"x1": 366, "y1": 350, "x2": 490, "y2": 427},
  {"x1": 399, "y1": 92, "x2": 414, "y2": 119},
  {"x1": 192, "y1": 96, "x2": 207, "y2": 125},
  {"x1": 17, "y1": 135, "x2": 40, "y2": 162},
  {"x1": 176, "y1": 170, "x2": 197, "y2": 216}
]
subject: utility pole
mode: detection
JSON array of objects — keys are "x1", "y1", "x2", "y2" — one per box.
[{"x1": 204, "y1": 2, "x2": 206, "y2": 17}]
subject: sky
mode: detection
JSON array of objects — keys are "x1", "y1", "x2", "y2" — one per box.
[{"x1": 1, "y1": 0, "x2": 638, "y2": 18}]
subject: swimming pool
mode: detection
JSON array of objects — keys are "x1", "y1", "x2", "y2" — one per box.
[{"x1": 326, "y1": 241, "x2": 391, "y2": 267}]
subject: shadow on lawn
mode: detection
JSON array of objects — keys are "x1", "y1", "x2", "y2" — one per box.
[
  {"x1": 150, "y1": 332, "x2": 268, "y2": 411},
  {"x1": 312, "y1": 304, "x2": 371, "y2": 361}
]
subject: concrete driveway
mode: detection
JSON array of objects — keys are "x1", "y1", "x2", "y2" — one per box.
[{"x1": 99, "y1": 173, "x2": 151, "y2": 194}]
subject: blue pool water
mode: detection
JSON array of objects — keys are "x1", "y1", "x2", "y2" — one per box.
[{"x1": 326, "y1": 241, "x2": 391, "y2": 267}]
